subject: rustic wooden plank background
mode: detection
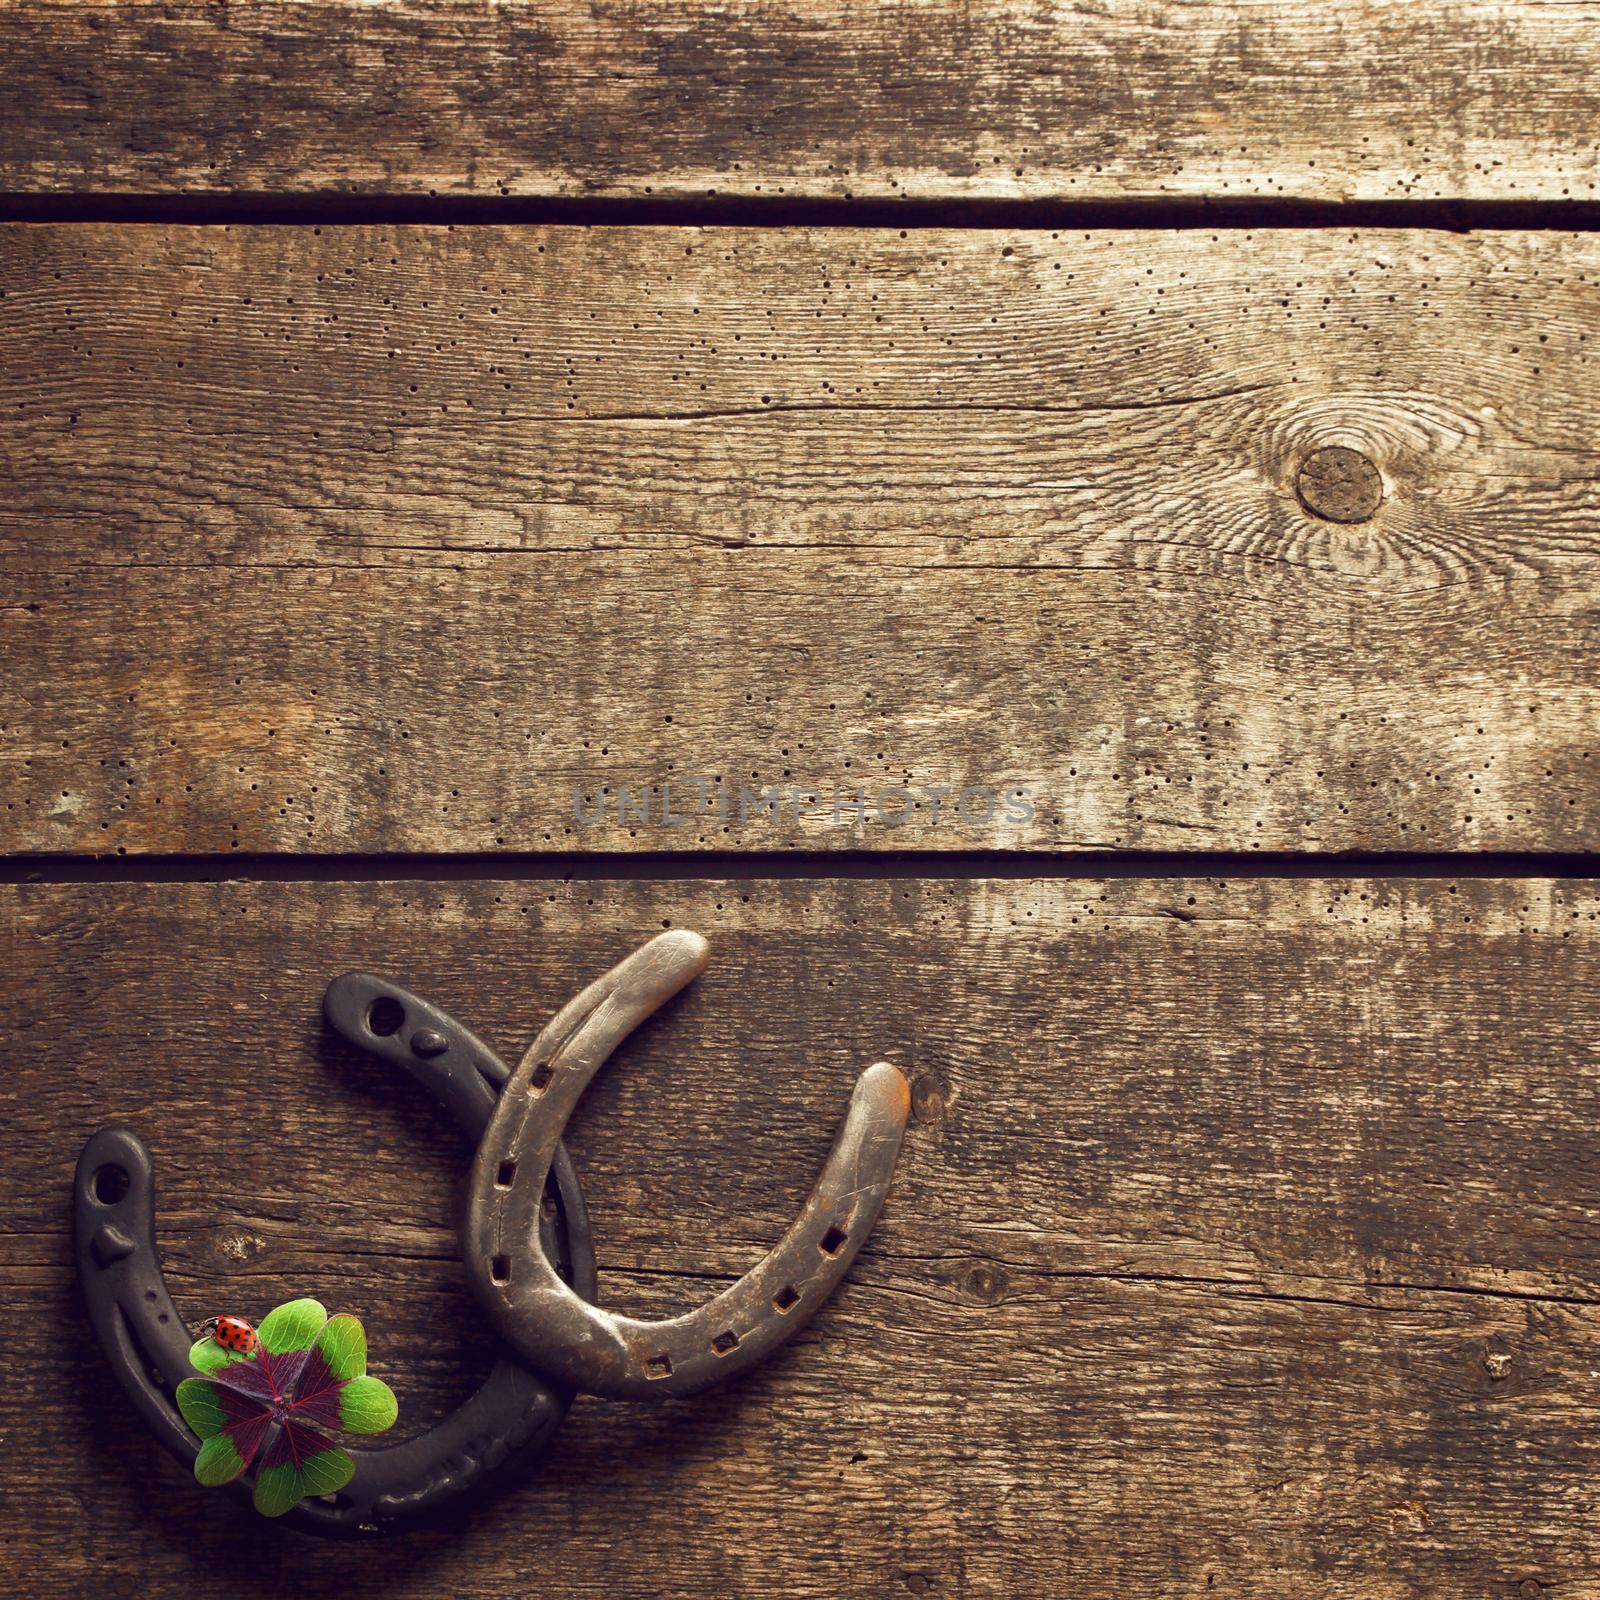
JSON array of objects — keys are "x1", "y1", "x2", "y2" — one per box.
[
  {"x1": 2, "y1": 0, "x2": 1599, "y2": 205},
  {"x1": 6, "y1": 223, "x2": 1598, "y2": 855},
  {"x1": 7, "y1": 1, "x2": 1600, "y2": 1593},
  {"x1": 7, "y1": 876, "x2": 1600, "y2": 1597}
]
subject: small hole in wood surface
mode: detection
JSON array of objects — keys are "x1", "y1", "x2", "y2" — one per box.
[
  {"x1": 712, "y1": 1330, "x2": 739, "y2": 1355},
  {"x1": 773, "y1": 1285, "x2": 800, "y2": 1313},
  {"x1": 496, "y1": 1161, "x2": 517, "y2": 1189},
  {"x1": 820, "y1": 1225, "x2": 848, "y2": 1256},
  {"x1": 490, "y1": 1254, "x2": 512, "y2": 1285},
  {"x1": 645, "y1": 1353, "x2": 673, "y2": 1379},
  {"x1": 528, "y1": 1062, "x2": 554, "y2": 1094}
]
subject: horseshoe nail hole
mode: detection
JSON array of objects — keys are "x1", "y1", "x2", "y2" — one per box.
[
  {"x1": 645, "y1": 1353, "x2": 673, "y2": 1380},
  {"x1": 495, "y1": 1161, "x2": 517, "y2": 1189},
  {"x1": 489, "y1": 1254, "x2": 512, "y2": 1285},
  {"x1": 366, "y1": 996, "x2": 405, "y2": 1037},
  {"x1": 820, "y1": 1225, "x2": 848, "y2": 1257},
  {"x1": 711, "y1": 1330, "x2": 740, "y2": 1356},
  {"x1": 92, "y1": 1164, "x2": 130, "y2": 1205},
  {"x1": 773, "y1": 1285, "x2": 800, "y2": 1314},
  {"x1": 527, "y1": 1061, "x2": 554, "y2": 1094}
]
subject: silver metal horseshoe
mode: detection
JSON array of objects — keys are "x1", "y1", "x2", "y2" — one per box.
[{"x1": 463, "y1": 931, "x2": 910, "y2": 1400}]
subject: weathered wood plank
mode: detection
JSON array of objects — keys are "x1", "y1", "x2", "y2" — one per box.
[
  {"x1": 4, "y1": 224, "x2": 1599, "y2": 854},
  {"x1": 5, "y1": 875, "x2": 1599, "y2": 1594},
  {"x1": 2, "y1": 1, "x2": 1598, "y2": 205}
]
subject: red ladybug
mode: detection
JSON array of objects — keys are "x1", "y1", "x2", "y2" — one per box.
[{"x1": 202, "y1": 1315, "x2": 260, "y2": 1356}]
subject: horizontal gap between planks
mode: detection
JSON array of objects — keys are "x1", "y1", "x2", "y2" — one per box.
[
  {"x1": 4, "y1": 193, "x2": 1600, "y2": 232},
  {"x1": 4, "y1": 850, "x2": 1600, "y2": 886}
]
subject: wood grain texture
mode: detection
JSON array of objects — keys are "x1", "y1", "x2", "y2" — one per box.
[
  {"x1": 2, "y1": 1, "x2": 1599, "y2": 205},
  {"x1": 6, "y1": 875, "x2": 1600, "y2": 1596},
  {"x1": 5, "y1": 223, "x2": 1600, "y2": 855}
]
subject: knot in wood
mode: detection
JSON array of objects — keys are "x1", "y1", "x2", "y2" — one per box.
[
  {"x1": 967, "y1": 1263, "x2": 1008, "y2": 1305},
  {"x1": 910, "y1": 1071, "x2": 949, "y2": 1125},
  {"x1": 1295, "y1": 445, "x2": 1383, "y2": 523}
]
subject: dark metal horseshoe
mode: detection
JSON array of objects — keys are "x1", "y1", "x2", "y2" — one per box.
[
  {"x1": 73, "y1": 978, "x2": 596, "y2": 1536},
  {"x1": 464, "y1": 931, "x2": 910, "y2": 1400}
]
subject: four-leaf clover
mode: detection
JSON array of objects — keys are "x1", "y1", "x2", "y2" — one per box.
[{"x1": 175, "y1": 1298, "x2": 398, "y2": 1517}]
